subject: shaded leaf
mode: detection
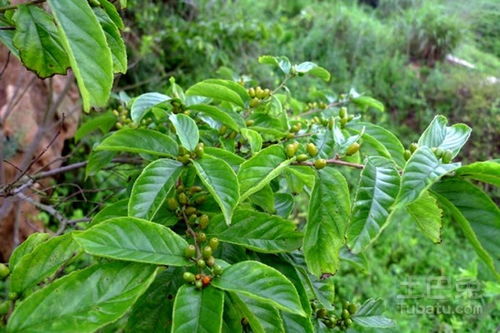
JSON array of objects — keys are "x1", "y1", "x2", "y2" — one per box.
[
  {"x1": 94, "y1": 7, "x2": 126, "y2": 73},
  {"x1": 169, "y1": 114, "x2": 199, "y2": 151},
  {"x1": 186, "y1": 80, "x2": 245, "y2": 107},
  {"x1": 406, "y1": 191, "x2": 442, "y2": 243},
  {"x1": 130, "y1": 92, "x2": 171, "y2": 123}
]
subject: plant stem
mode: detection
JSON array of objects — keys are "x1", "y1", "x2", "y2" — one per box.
[
  {"x1": 0, "y1": 0, "x2": 46, "y2": 13},
  {"x1": 296, "y1": 158, "x2": 364, "y2": 169}
]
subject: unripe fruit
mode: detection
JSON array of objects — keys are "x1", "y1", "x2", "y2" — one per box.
[
  {"x1": 213, "y1": 264, "x2": 223, "y2": 275},
  {"x1": 183, "y1": 272, "x2": 195, "y2": 283},
  {"x1": 185, "y1": 206, "x2": 197, "y2": 216},
  {"x1": 195, "y1": 280, "x2": 203, "y2": 289},
  {"x1": 178, "y1": 192, "x2": 188, "y2": 205},
  {"x1": 290, "y1": 125, "x2": 300, "y2": 133},
  {"x1": 263, "y1": 88, "x2": 271, "y2": 97},
  {"x1": 434, "y1": 148, "x2": 444, "y2": 158},
  {"x1": 314, "y1": 159, "x2": 327, "y2": 169},
  {"x1": 340, "y1": 117, "x2": 348, "y2": 127},
  {"x1": 195, "y1": 143, "x2": 205, "y2": 157},
  {"x1": 184, "y1": 245, "x2": 196, "y2": 258},
  {"x1": 197, "y1": 232, "x2": 207, "y2": 242},
  {"x1": 209, "y1": 237, "x2": 219, "y2": 250},
  {"x1": 342, "y1": 309, "x2": 350, "y2": 319},
  {"x1": 197, "y1": 259, "x2": 206, "y2": 268},
  {"x1": 0, "y1": 263, "x2": 10, "y2": 279},
  {"x1": 179, "y1": 146, "x2": 188, "y2": 155},
  {"x1": 248, "y1": 87, "x2": 256, "y2": 97},
  {"x1": 195, "y1": 195, "x2": 207, "y2": 205},
  {"x1": 297, "y1": 154, "x2": 309, "y2": 162},
  {"x1": 316, "y1": 308, "x2": 328, "y2": 318},
  {"x1": 206, "y1": 256, "x2": 216, "y2": 267},
  {"x1": 199, "y1": 215, "x2": 210, "y2": 229},
  {"x1": 346, "y1": 142, "x2": 360, "y2": 156},
  {"x1": 190, "y1": 186, "x2": 203, "y2": 194},
  {"x1": 346, "y1": 318, "x2": 353, "y2": 327},
  {"x1": 306, "y1": 143, "x2": 318, "y2": 157},
  {"x1": 0, "y1": 301, "x2": 10, "y2": 315},
  {"x1": 404, "y1": 149, "x2": 412, "y2": 160},
  {"x1": 286, "y1": 133, "x2": 295, "y2": 139},
  {"x1": 202, "y1": 246, "x2": 212, "y2": 259},
  {"x1": 249, "y1": 97, "x2": 260, "y2": 107},
  {"x1": 339, "y1": 107, "x2": 347, "y2": 119},
  {"x1": 245, "y1": 119, "x2": 255, "y2": 127},
  {"x1": 347, "y1": 303, "x2": 357, "y2": 314},
  {"x1": 409, "y1": 142, "x2": 419, "y2": 153},
  {"x1": 285, "y1": 143, "x2": 298, "y2": 158},
  {"x1": 188, "y1": 214, "x2": 198, "y2": 224},
  {"x1": 219, "y1": 125, "x2": 227, "y2": 135},
  {"x1": 442, "y1": 150, "x2": 453, "y2": 163},
  {"x1": 8, "y1": 292, "x2": 17, "y2": 300},
  {"x1": 167, "y1": 198, "x2": 179, "y2": 211}
]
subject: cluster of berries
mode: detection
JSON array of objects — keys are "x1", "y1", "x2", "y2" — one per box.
[{"x1": 312, "y1": 300, "x2": 357, "y2": 330}]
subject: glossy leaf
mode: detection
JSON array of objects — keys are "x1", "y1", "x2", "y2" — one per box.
[
  {"x1": 241, "y1": 128, "x2": 263, "y2": 153},
  {"x1": 169, "y1": 113, "x2": 199, "y2": 151},
  {"x1": 172, "y1": 285, "x2": 224, "y2": 333},
  {"x1": 8, "y1": 233, "x2": 50, "y2": 271},
  {"x1": 348, "y1": 157, "x2": 400, "y2": 253},
  {"x1": 94, "y1": 7, "x2": 126, "y2": 73},
  {"x1": 455, "y1": 160, "x2": 500, "y2": 186},
  {"x1": 230, "y1": 293, "x2": 285, "y2": 333},
  {"x1": 10, "y1": 233, "x2": 80, "y2": 293},
  {"x1": 406, "y1": 191, "x2": 442, "y2": 243},
  {"x1": 204, "y1": 147, "x2": 245, "y2": 170},
  {"x1": 352, "y1": 298, "x2": 395, "y2": 328},
  {"x1": 7, "y1": 262, "x2": 157, "y2": 333},
  {"x1": 418, "y1": 115, "x2": 471, "y2": 158},
  {"x1": 433, "y1": 178, "x2": 500, "y2": 275},
  {"x1": 249, "y1": 184, "x2": 275, "y2": 213},
  {"x1": 295, "y1": 61, "x2": 330, "y2": 81},
  {"x1": 129, "y1": 159, "x2": 183, "y2": 220},
  {"x1": 13, "y1": 5, "x2": 69, "y2": 77},
  {"x1": 258, "y1": 55, "x2": 292, "y2": 74},
  {"x1": 275, "y1": 193, "x2": 294, "y2": 218},
  {"x1": 212, "y1": 261, "x2": 305, "y2": 316},
  {"x1": 207, "y1": 210, "x2": 302, "y2": 253},
  {"x1": 193, "y1": 155, "x2": 239, "y2": 225},
  {"x1": 98, "y1": 0, "x2": 124, "y2": 30},
  {"x1": 351, "y1": 96, "x2": 385, "y2": 112},
  {"x1": 130, "y1": 92, "x2": 171, "y2": 123},
  {"x1": 48, "y1": 0, "x2": 113, "y2": 111},
  {"x1": 304, "y1": 168, "x2": 350, "y2": 276},
  {"x1": 396, "y1": 146, "x2": 460, "y2": 206},
  {"x1": 189, "y1": 104, "x2": 240, "y2": 131},
  {"x1": 74, "y1": 217, "x2": 189, "y2": 266},
  {"x1": 186, "y1": 80, "x2": 245, "y2": 107},
  {"x1": 95, "y1": 128, "x2": 178, "y2": 157},
  {"x1": 90, "y1": 199, "x2": 128, "y2": 226},
  {"x1": 0, "y1": 21, "x2": 19, "y2": 57},
  {"x1": 238, "y1": 145, "x2": 293, "y2": 201},
  {"x1": 75, "y1": 111, "x2": 116, "y2": 141}
]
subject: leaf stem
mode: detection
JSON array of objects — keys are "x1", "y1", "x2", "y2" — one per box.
[
  {"x1": 0, "y1": 0, "x2": 46, "y2": 13},
  {"x1": 296, "y1": 158, "x2": 364, "y2": 169}
]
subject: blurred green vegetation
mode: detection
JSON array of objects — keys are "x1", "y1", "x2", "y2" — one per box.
[{"x1": 41, "y1": 0, "x2": 500, "y2": 331}]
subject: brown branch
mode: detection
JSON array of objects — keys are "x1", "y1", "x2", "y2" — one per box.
[{"x1": 296, "y1": 158, "x2": 364, "y2": 169}]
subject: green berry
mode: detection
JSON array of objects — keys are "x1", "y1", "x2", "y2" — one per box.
[
  {"x1": 197, "y1": 259, "x2": 206, "y2": 268},
  {"x1": 290, "y1": 125, "x2": 300, "y2": 133},
  {"x1": 285, "y1": 143, "x2": 298, "y2": 158},
  {"x1": 404, "y1": 149, "x2": 412, "y2": 160},
  {"x1": 245, "y1": 119, "x2": 255, "y2": 127},
  {"x1": 346, "y1": 318, "x2": 353, "y2": 327},
  {"x1": 202, "y1": 246, "x2": 212, "y2": 259},
  {"x1": 314, "y1": 159, "x2": 327, "y2": 169},
  {"x1": 190, "y1": 186, "x2": 203, "y2": 194},
  {"x1": 206, "y1": 256, "x2": 216, "y2": 267},
  {"x1": 197, "y1": 232, "x2": 207, "y2": 242},
  {"x1": 434, "y1": 148, "x2": 444, "y2": 158},
  {"x1": 213, "y1": 264, "x2": 223, "y2": 275},
  {"x1": 249, "y1": 97, "x2": 260, "y2": 107},
  {"x1": 195, "y1": 280, "x2": 203, "y2": 289},
  {"x1": 219, "y1": 125, "x2": 227, "y2": 135},
  {"x1": 346, "y1": 142, "x2": 360, "y2": 156},
  {"x1": 183, "y1": 272, "x2": 195, "y2": 283},
  {"x1": 185, "y1": 206, "x2": 197, "y2": 216},
  {"x1": 409, "y1": 142, "x2": 419, "y2": 153},
  {"x1": 347, "y1": 303, "x2": 357, "y2": 314},
  {"x1": 209, "y1": 237, "x2": 219, "y2": 250},
  {"x1": 297, "y1": 154, "x2": 309, "y2": 162},
  {"x1": 178, "y1": 192, "x2": 189, "y2": 205},
  {"x1": 339, "y1": 107, "x2": 347, "y2": 119},
  {"x1": 0, "y1": 301, "x2": 10, "y2": 315},
  {"x1": 0, "y1": 263, "x2": 10, "y2": 279},
  {"x1": 306, "y1": 143, "x2": 318, "y2": 157},
  {"x1": 248, "y1": 87, "x2": 256, "y2": 97},
  {"x1": 8, "y1": 292, "x2": 17, "y2": 300},
  {"x1": 342, "y1": 309, "x2": 350, "y2": 319},
  {"x1": 442, "y1": 150, "x2": 453, "y2": 163},
  {"x1": 195, "y1": 195, "x2": 207, "y2": 205},
  {"x1": 194, "y1": 142, "x2": 205, "y2": 158},
  {"x1": 316, "y1": 308, "x2": 328, "y2": 318},
  {"x1": 184, "y1": 245, "x2": 196, "y2": 258}
]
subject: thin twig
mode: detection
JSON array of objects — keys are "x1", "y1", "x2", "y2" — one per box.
[
  {"x1": 295, "y1": 158, "x2": 364, "y2": 169},
  {"x1": 16, "y1": 192, "x2": 69, "y2": 234},
  {"x1": 0, "y1": 51, "x2": 10, "y2": 80}
]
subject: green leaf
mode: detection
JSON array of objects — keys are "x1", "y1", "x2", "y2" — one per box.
[
  {"x1": 7, "y1": 262, "x2": 157, "y2": 333},
  {"x1": 85, "y1": 149, "x2": 116, "y2": 178},
  {"x1": 284, "y1": 166, "x2": 316, "y2": 193},
  {"x1": 13, "y1": 5, "x2": 69, "y2": 77},
  {"x1": 169, "y1": 114, "x2": 199, "y2": 151},
  {"x1": 130, "y1": 92, "x2": 171, "y2": 123},
  {"x1": 275, "y1": 193, "x2": 294, "y2": 218},
  {"x1": 396, "y1": 146, "x2": 460, "y2": 206},
  {"x1": 304, "y1": 168, "x2": 350, "y2": 276},
  {"x1": 348, "y1": 122, "x2": 406, "y2": 167},
  {"x1": 10, "y1": 233, "x2": 80, "y2": 294},
  {"x1": 406, "y1": 191, "x2": 442, "y2": 243},
  {"x1": 347, "y1": 157, "x2": 400, "y2": 253},
  {"x1": 281, "y1": 312, "x2": 314, "y2": 333},
  {"x1": 90, "y1": 199, "x2": 128, "y2": 226},
  {"x1": 47, "y1": 0, "x2": 113, "y2": 111},
  {"x1": 455, "y1": 160, "x2": 500, "y2": 186},
  {"x1": 207, "y1": 210, "x2": 302, "y2": 253},
  {"x1": 129, "y1": 159, "x2": 183, "y2": 220},
  {"x1": 203, "y1": 79, "x2": 250, "y2": 104},
  {"x1": 204, "y1": 147, "x2": 245, "y2": 169},
  {"x1": 126, "y1": 267, "x2": 184, "y2": 333},
  {"x1": 212, "y1": 261, "x2": 305, "y2": 316},
  {"x1": 433, "y1": 178, "x2": 500, "y2": 276},
  {"x1": 258, "y1": 55, "x2": 292, "y2": 74},
  {"x1": 249, "y1": 184, "x2": 275, "y2": 213},
  {"x1": 172, "y1": 285, "x2": 224, "y2": 333},
  {"x1": 0, "y1": 21, "x2": 19, "y2": 58},
  {"x1": 94, "y1": 7, "x2": 127, "y2": 73},
  {"x1": 186, "y1": 80, "x2": 245, "y2": 107},
  {"x1": 311, "y1": 129, "x2": 334, "y2": 159},
  {"x1": 75, "y1": 111, "x2": 116, "y2": 141},
  {"x1": 238, "y1": 145, "x2": 293, "y2": 201},
  {"x1": 98, "y1": 0, "x2": 124, "y2": 30},
  {"x1": 418, "y1": 115, "x2": 471, "y2": 158},
  {"x1": 74, "y1": 217, "x2": 189, "y2": 266},
  {"x1": 229, "y1": 293, "x2": 285, "y2": 333},
  {"x1": 95, "y1": 128, "x2": 178, "y2": 157},
  {"x1": 188, "y1": 104, "x2": 240, "y2": 131},
  {"x1": 8, "y1": 233, "x2": 50, "y2": 271},
  {"x1": 352, "y1": 298, "x2": 395, "y2": 328},
  {"x1": 193, "y1": 156, "x2": 239, "y2": 225},
  {"x1": 295, "y1": 62, "x2": 331, "y2": 81},
  {"x1": 351, "y1": 96, "x2": 385, "y2": 112},
  {"x1": 241, "y1": 128, "x2": 263, "y2": 153}
]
